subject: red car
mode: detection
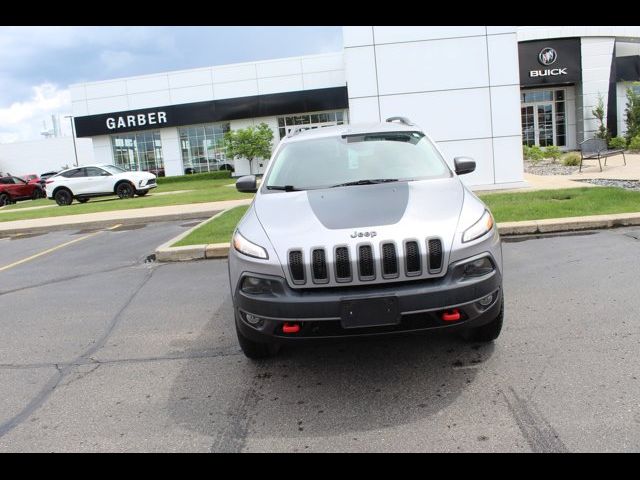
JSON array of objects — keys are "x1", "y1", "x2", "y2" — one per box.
[
  {"x1": 0, "y1": 176, "x2": 45, "y2": 206},
  {"x1": 21, "y1": 173, "x2": 41, "y2": 185}
]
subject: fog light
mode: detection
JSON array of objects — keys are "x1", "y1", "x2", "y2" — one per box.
[
  {"x1": 463, "y1": 257, "x2": 494, "y2": 278},
  {"x1": 479, "y1": 294, "x2": 493, "y2": 307},
  {"x1": 244, "y1": 313, "x2": 264, "y2": 327}
]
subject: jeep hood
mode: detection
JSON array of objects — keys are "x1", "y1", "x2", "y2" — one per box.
[{"x1": 254, "y1": 177, "x2": 465, "y2": 260}]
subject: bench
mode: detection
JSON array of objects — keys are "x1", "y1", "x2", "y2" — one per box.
[{"x1": 579, "y1": 138, "x2": 626, "y2": 172}]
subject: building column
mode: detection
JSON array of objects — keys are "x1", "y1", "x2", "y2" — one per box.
[
  {"x1": 577, "y1": 37, "x2": 615, "y2": 143},
  {"x1": 160, "y1": 127, "x2": 183, "y2": 176}
]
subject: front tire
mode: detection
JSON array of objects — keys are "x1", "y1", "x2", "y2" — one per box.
[
  {"x1": 236, "y1": 323, "x2": 280, "y2": 360},
  {"x1": 54, "y1": 189, "x2": 73, "y2": 206},
  {"x1": 32, "y1": 188, "x2": 44, "y2": 200},
  {"x1": 463, "y1": 297, "x2": 503, "y2": 343},
  {"x1": 116, "y1": 182, "x2": 135, "y2": 199},
  {"x1": 0, "y1": 193, "x2": 10, "y2": 206}
]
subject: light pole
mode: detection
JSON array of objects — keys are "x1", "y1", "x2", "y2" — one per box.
[{"x1": 65, "y1": 115, "x2": 79, "y2": 167}]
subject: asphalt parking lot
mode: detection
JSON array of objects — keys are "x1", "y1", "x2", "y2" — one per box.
[{"x1": 0, "y1": 221, "x2": 639, "y2": 452}]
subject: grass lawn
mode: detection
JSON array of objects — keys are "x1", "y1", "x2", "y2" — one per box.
[
  {"x1": 0, "y1": 177, "x2": 253, "y2": 223},
  {"x1": 173, "y1": 187, "x2": 640, "y2": 246},
  {"x1": 479, "y1": 187, "x2": 640, "y2": 222},
  {"x1": 173, "y1": 205, "x2": 249, "y2": 246}
]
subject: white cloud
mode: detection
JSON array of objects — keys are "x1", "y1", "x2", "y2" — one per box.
[{"x1": 0, "y1": 83, "x2": 70, "y2": 143}]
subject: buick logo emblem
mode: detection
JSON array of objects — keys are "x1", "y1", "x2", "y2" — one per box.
[{"x1": 538, "y1": 47, "x2": 557, "y2": 66}]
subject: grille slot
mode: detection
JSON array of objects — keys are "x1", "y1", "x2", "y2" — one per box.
[
  {"x1": 334, "y1": 247, "x2": 352, "y2": 281},
  {"x1": 311, "y1": 248, "x2": 328, "y2": 283},
  {"x1": 358, "y1": 245, "x2": 375, "y2": 280},
  {"x1": 381, "y1": 243, "x2": 399, "y2": 278},
  {"x1": 404, "y1": 241, "x2": 421, "y2": 275},
  {"x1": 428, "y1": 238, "x2": 443, "y2": 272},
  {"x1": 288, "y1": 250, "x2": 305, "y2": 283}
]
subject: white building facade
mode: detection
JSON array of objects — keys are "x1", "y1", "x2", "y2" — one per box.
[{"x1": 65, "y1": 26, "x2": 640, "y2": 190}]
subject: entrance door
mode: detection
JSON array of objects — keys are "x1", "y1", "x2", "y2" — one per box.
[{"x1": 521, "y1": 102, "x2": 556, "y2": 147}]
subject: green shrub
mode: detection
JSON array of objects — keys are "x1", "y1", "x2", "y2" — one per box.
[
  {"x1": 527, "y1": 145, "x2": 544, "y2": 164},
  {"x1": 544, "y1": 146, "x2": 562, "y2": 163},
  {"x1": 522, "y1": 145, "x2": 531, "y2": 160},
  {"x1": 609, "y1": 136, "x2": 627, "y2": 150},
  {"x1": 156, "y1": 170, "x2": 232, "y2": 185},
  {"x1": 561, "y1": 152, "x2": 581, "y2": 166},
  {"x1": 628, "y1": 136, "x2": 640, "y2": 152}
]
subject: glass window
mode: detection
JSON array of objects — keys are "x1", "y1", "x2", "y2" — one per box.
[
  {"x1": 110, "y1": 131, "x2": 164, "y2": 174},
  {"x1": 85, "y1": 167, "x2": 110, "y2": 177},
  {"x1": 178, "y1": 122, "x2": 231, "y2": 174},
  {"x1": 265, "y1": 132, "x2": 451, "y2": 191},
  {"x1": 276, "y1": 110, "x2": 349, "y2": 139}
]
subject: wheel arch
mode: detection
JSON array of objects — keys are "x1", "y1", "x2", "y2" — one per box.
[{"x1": 114, "y1": 179, "x2": 135, "y2": 194}]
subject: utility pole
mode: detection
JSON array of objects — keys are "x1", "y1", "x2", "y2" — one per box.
[{"x1": 65, "y1": 115, "x2": 79, "y2": 167}]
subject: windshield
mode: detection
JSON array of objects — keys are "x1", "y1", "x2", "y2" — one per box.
[
  {"x1": 101, "y1": 165, "x2": 127, "y2": 174},
  {"x1": 264, "y1": 131, "x2": 451, "y2": 191}
]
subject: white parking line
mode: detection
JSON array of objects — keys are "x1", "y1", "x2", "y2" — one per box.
[{"x1": 0, "y1": 224, "x2": 121, "y2": 272}]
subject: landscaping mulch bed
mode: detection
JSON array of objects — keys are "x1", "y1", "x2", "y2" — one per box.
[
  {"x1": 573, "y1": 178, "x2": 640, "y2": 191},
  {"x1": 524, "y1": 159, "x2": 580, "y2": 176}
]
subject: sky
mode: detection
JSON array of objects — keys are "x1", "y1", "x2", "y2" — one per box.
[{"x1": 0, "y1": 26, "x2": 343, "y2": 143}]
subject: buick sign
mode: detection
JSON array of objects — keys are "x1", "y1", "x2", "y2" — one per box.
[
  {"x1": 530, "y1": 47, "x2": 566, "y2": 78},
  {"x1": 518, "y1": 39, "x2": 580, "y2": 86},
  {"x1": 538, "y1": 47, "x2": 557, "y2": 66}
]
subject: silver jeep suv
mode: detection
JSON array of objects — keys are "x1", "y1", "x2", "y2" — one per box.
[{"x1": 229, "y1": 117, "x2": 503, "y2": 359}]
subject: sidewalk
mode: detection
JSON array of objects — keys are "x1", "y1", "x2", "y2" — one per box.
[{"x1": 0, "y1": 198, "x2": 253, "y2": 235}]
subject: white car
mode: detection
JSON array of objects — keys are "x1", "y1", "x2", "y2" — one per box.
[{"x1": 46, "y1": 164, "x2": 157, "y2": 206}]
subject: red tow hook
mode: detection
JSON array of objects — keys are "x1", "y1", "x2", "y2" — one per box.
[
  {"x1": 282, "y1": 322, "x2": 301, "y2": 334},
  {"x1": 441, "y1": 308, "x2": 461, "y2": 322}
]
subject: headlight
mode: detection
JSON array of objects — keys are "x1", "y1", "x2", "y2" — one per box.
[
  {"x1": 232, "y1": 231, "x2": 268, "y2": 259},
  {"x1": 462, "y1": 209, "x2": 494, "y2": 243},
  {"x1": 241, "y1": 276, "x2": 279, "y2": 294}
]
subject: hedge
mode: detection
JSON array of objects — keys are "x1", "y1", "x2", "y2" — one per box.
[{"x1": 156, "y1": 170, "x2": 232, "y2": 184}]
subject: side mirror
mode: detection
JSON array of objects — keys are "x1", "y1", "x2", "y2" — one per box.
[
  {"x1": 454, "y1": 157, "x2": 476, "y2": 175},
  {"x1": 236, "y1": 175, "x2": 257, "y2": 193}
]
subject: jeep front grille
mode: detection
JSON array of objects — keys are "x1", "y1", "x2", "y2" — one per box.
[
  {"x1": 335, "y1": 246, "x2": 352, "y2": 281},
  {"x1": 428, "y1": 238, "x2": 443, "y2": 272},
  {"x1": 289, "y1": 250, "x2": 305, "y2": 284},
  {"x1": 287, "y1": 237, "x2": 445, "y2": 287},
  {"x1": 381, "y1": 242, "x2": 398, "y2": 278},
  {"x1": 404, "y1": 241, "x2": 421, "y2": 275},
  {"x1": 311, "y1": 248, "x2": 328, "y2": 283},
  {"x1": 358, "y1": 245, "x2": 375, "y2": 280}
]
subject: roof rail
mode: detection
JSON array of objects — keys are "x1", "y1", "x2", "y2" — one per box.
[
  {"x1": 286, "y1": 123, "x2": 337, "y2": 138},
  {"x1": 385, "y1": 116, "x2": 414, "y2": 126}
]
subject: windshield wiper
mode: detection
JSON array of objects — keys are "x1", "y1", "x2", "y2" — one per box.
[
  {"x1": 330, "y1": 178, "x2": 399, "y2": 188},
  {"x1": 266, "y1": 185, "x2": 302, "y2": 192}
]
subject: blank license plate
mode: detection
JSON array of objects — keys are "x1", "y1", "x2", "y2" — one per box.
[{"x1": 340, "y1": 296, "x2": 400, "y2": 329}]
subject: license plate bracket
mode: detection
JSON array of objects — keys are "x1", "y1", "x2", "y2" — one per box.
[{"x1": 340, "y1": 296, "x2": 400, "y2": 329}]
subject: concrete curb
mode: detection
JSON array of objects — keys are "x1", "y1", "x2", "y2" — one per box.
[
  {"x1": 154, "y1": 212, "x2": 640, "y2": 262},
  {"x1": 155, "y1": 209, "x2": 232, "y2": 262},
  {"x1": 498, "y1": 212, "x2": 640, "y2": 235}
]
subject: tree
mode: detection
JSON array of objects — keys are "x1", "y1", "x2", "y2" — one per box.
[
  {"x1": 223, "y1": 123, "x2": 274, "y2": 175},
  {"x1": 592, "y1": 93, "x2": 609, "y2": 140},
  {"x1": 625, "y1": 84, "x2": 640, "y2": 142}
]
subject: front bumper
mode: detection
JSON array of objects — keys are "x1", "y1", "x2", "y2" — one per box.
[{"x1": 234, "y1": 253, "x2": 503, "y2": 343}]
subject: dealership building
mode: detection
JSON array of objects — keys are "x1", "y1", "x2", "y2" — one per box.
[{"x1": 67, "y1": 26, "x2": 640, "y2": 190}]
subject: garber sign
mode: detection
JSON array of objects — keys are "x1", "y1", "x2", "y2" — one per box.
[
  {"x1": 519, "y1": 38, "x2": 581, "y2": 86},
  {"x1": 106, "y1": 111, "x2": 167, "y2": 130}
]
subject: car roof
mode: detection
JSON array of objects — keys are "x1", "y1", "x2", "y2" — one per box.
[{"x1": 281, "y1": 121, "x2": 422, "y2": 144}]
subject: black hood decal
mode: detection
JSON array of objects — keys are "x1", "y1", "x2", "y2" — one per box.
[{"x1": 307, "y1": 182, "x2": 409, "y2": 229}]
